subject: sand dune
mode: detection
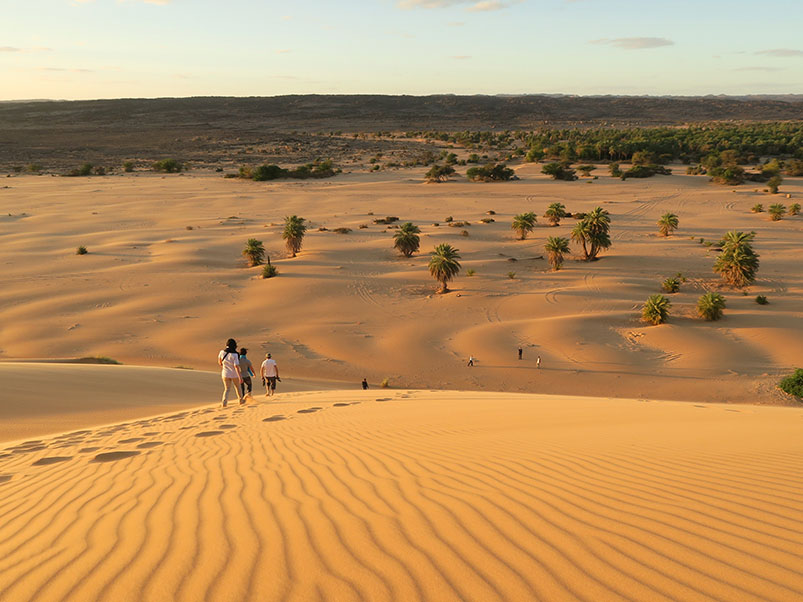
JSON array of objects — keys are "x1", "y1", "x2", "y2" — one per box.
[
  {"x1": 0, "y1": 389, "x2": 801, "y2": 601},
  {"x1": 1, "y1": 169, "x2": 802, "y2": 404}
]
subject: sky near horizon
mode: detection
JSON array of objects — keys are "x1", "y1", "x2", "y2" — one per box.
[{"x1": 2, "y1": 0, "x2": 803, "y2": 100}]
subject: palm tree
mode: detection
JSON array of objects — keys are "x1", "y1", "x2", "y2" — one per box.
[
  {"x1": 544, "y1": 236, "x2": 570, "y2": 271},
  {"x1": 789, "y1": 203, "x2": 801, "y2": 216},
  {"x1": 768, "y1": 203, "x2": 786, "y2": 221},
  {"x1": 642, "y1": 294, "x2": 671, "y2": 325},
  {"x1": 571, "y1": 207, "x2": 611, "y2": 260},
  {"x1": 714, "y1": 231, "x2": 759, "y2": 287},
  {"x1": 394, "y1": 222, "x2": 421, "y2": 257},
  {"x1": 697, "y1": 292, "x2": 726, "y2": 321},
  {"x1": 544, "y1": 202, "x2": 566, "y2": 227},
  {"x1": 657, "y1": 212, "x2": 679, "y2": 237},
  {"x1": 428, "y1": 243, "x2": 461, "y2": 294},
  {"x1": 511, "y1": 212, "x2": 536, "y2": 240},
  {"x1": 242, "y1": 238, "x2": 265, "y2": 267},
  {"x1": 282, "y1": 215, "x2": 307, "y2": 257}
]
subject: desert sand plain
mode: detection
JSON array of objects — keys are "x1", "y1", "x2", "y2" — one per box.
[{"x1": 1, "y1": 165, "x2": 802, "y2": 601}]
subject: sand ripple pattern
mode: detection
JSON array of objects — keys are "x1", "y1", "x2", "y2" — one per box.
[{"x1": 0, "y1": 391, "x2": 802, "y2": 602}]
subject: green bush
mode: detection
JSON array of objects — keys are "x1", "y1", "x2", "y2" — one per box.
[
  {"x1": 467, "y1": 163, "x2": 515, "y2": 182},
  {"x1": 751, "y1": 203, "x2": 764, "y2": 213},
  {"x1": 697, "y1": 292, "x2": 726, "y2": 321},
  {"x1": 425, "y1": 164, "x2": 455, "y2": 182},
  {"x1": 261, "y1": 263, "x2": 278, "y2": 278},
  {"x1": 542, "y1": 162, "x2": 577, "y2": 181},
  {"x1": 709, "y1": 165, "x2": 745, "y2": 185},
  {"x1": 66, "y1": 163, "x2": 93, "y2": 177},
  {"x1": 778, "y1": 368, "x2": 803, "y2": 398},
  {"x1": 768, "y1": 203, "x2": 786, "y2": 221},
  {"x1": 662, "y1": 277, "x2": 681, "y2": 293},
  {"x1": 642, "y1": 294, "x2": 671, "y2": 325},
  {"x1": 755, "y1": 295, "x2": 769, "y2": 305},
  {"x1": 123, "y1": 161, "x2": 135, "y2": 173},
  {"x1": 621, "y1": 164, "x2": 672, "y2": 179},
  {"x1": 153, "y1": 159, "x2": 183, "y2": 173},
  {"x1": 76, "y1": 245, "x2": 88, "y2": 255},
  {"x1": 789, "y1": 203, "x2": 800, "y2": 216}
]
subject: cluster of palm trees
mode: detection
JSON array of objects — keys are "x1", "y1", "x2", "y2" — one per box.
[
  {"x1": 642, "y1": 291, "x2": 727, "y2": 324},
  {"x1": 570, "y1": 207, "x2": 612, "y2": 261}
]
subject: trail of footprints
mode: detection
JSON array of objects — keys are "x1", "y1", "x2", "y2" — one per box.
[{"x1": 0, "y1": 391, "x2": 419, "y2": 484}]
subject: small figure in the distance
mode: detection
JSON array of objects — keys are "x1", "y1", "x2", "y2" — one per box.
[
  {"x1": 518, "y1": 347, "x2": 523, "y2": 360},
  {"x1": 238, "y1": 348, "x2": 254, "y2": 402},
  {"x1": 536, "y1": 355, "x2": 541, "y2": 369},
  {"x1": 361, "y1": 378, "x2": 369, "y2": 390},
  {"x1": 261, "y1": 352, "x2": 280, "y2": 397},
  {"x1": 467, "y1": 355, "x2": 475, "y2": 367}
]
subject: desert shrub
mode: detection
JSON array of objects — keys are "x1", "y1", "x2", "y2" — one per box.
[
  {"x1": 755, "y1": 295, "x2": 769, "y2": 305},
  {"x1": 785, "y1": 159, "x2": 803, "y2": 176},
  {"x1": 768, "y1": 203, "x2": 786, "y2": 221},
  {"x1": 27, "y1": 163, "x2": 43, "y2": 173},
  {"x1": 448, "y1": 221, "x2": 470, "y2": 228},
  {"x1": 425, "y1": 164, "x2": 455, "y2": 182},
  {"x1": 686, "y1": 165, "x2": 705, "y2": 175},
  {"x1": 657, "y1": 212, "x2": 679, "y2": 237},
  {"x1": 358, "y1": 223, "x2": 368, "y2": 229},
  {"x1": 380, "y1": 378, "x2": 390, "y2": 389},
  {"x1": 94, "y1": 166, "x2": 107, "y2": 176},
  {"x1": 66, "y1": 163, "x2": 93, "y2": 177},
  {"x1": 444, "y1": 216, "x2": 453, "y2": 223},
  {"x1": 778, "y1": 368, "x2": 803, "y2": 398},
  {"x1": 333, "y1": 227, "x2": 352, "y2": 234},
  {"x1": 76, "y1": 246, "x2": 88, "y2": 255},
  {"x1": 768, "y1": 174, "x2": 783, "y2": 194},
  {"x1": 123, "y1": 161, "x2": 134, "y2": 172},
  {"x1": 542, "y1": 162, "x2": 578, "y2": 181},
  {"x1": 467, "y1": 163, "x2": 515, "y2": 182},
  {"x1": 642, "y1": 294, "x2": 671, "y2": 325},
  {"x1": 751, "y1": 203, "x2": 764, "y2": 213},
  {"x1": 460, "y1": 230, "x2": 469, "y2": 237},
  {"x1": 153, "y1": 158, "x2": 183, "y2": 173},
  {"x1": 714, "y1": 231, "x2": 759, "y2": 287},
  {"x1": 507, "y1": 272, "x2": 517, "y2": 279},
  {"x1": 544, "y1": 202, "x2": 567, "y2": 226},
  {"x1": 373, "y1": 216, "x2": 400, "y2": 225},
  {"x1": 662, "y1": 277, "x2": 681, "y2": 293},
  {"x1": 261, "y1": 263, "x2": 278, "y2": 278},
  {"x1": 576, "y1": 165, "x2": 596, "y2": 177},
  {"x1": 186, "y1": 226, "x2": 194, "y2": 230},
  {"x1": 525, "y1": 148, "x2": 544, "y2": 162},
  {"x1": 697, "y1": 292, "x2": 726, "y2": 321},
  {"x1": 480, "y1": 217, "x2": 495, "y2": 223},
  {"x1": 467, "y1": 153, "x2": 481, "y2": 163},
  {"x1": 466, "y1": 268, "x2": 476, "y2": 276},
  {"x1": 608, "y1": 162, "x2": 622, "y2": 177},
  {"x1": 511, "y1": 212, "x2": 537, "y2": 240},
  {"x1": 486, "y1": 210, "x2": 496, "y2": 215},
  {"x1": 621, "y1": 164, "x2": 672, "y2": 179},
  {"x1": 709, "y1": 165, "x2": 744, "y2": 185}
]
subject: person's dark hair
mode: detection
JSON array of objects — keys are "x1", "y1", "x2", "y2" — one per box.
[
  {"x1": 225, "y1": 338, "x2": 237, "y2": 352},
  {"x1": 239, "y1": 348, "x2": 247, "y2": 355}
]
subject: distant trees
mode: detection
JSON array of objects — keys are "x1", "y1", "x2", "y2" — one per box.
[
  {"x1": 697, "y1": 292, "x2": 726, "y2": 321},
  {"x1": 393, "y1": 222, "x2": 421, "y2": 257},
  {"x1": 621, "y1": 164, "x2": 672, "y2": 179},
  {"x1": 544, "y1": 202, "x2": 566, "y2": 226},
  {"x1": 282, "y1": 215, "x2": 307, "y2": 257},
  {"x1": 571, "y1": 207, "x2": 611, "y2": 261},
  {"x1": 657, "y1": 212, "x2": 679, "y2": 237},
  {"x1": 542, "y1": 162, "x2": 578, "y2": 181},
  {"x1": 642, "y1": 294, "x2": 671, "y2": 325},
  {"x1": 768, "y1": 174, "x2": 783, "y2": 194},
  {"x1": 243, "y1": 238, "x2": 265, "y2": 267},
  {"x1": 425, "y1": 164, "x2": 455, "y2": 182},
  {"x1": 608, "y1": 162, "x2": 622, "y2": 177},
  {"x1": 714, "y1": 231, "x2": 759, "y2": 287},
  {"x1": 511, "y1": 212, "x2": 537, "y2": 240},
  {"x1": 466, "y1": 163, "x2": 515, "y2": 182},
  {"x1": 576, "y1": 165, "x2": 596, "y2": 177},
  {"x1": 544, "y1": 236, "x2": 570, "y2": 271},
  {"x1": 249, "y1": 160, "x2": 338, "y2": 181},
  {"x1": 428, "y1": 243, "x2": 461, "y2": 294}
]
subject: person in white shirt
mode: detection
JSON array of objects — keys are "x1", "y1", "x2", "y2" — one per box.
[
  {"x1": 260, "y1": 353, "x2": 280, "y2": 397},
  {"x1": 218, "y1": 338, "x2": 244, "y2": 407}
]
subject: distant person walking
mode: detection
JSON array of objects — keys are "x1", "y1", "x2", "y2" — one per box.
[
  {"x1": 261, "y1": 353, "x2": 280, "y2": 397},
  {"x1": 518, "y1": 347, "x2": 523, "y2": 360},
  {"x1": 239, "y1": 348, "x2": 254, "y2": 400},
  {"x1": 362, "y1": 378, "x2": 369, "y2": 390},
  {"x1": 218, "y1": 338, "x2": 244, "y2": 407},
  {"x1": 467, "y1": 355, "x2": 475, "y2": 367},
  {"x1": 536, "y1": 355, "x2": 541, "y2": 369}
]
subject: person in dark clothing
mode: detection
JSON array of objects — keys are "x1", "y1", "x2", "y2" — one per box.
[
  {"x1": 361, "y1": 378, "x2": 369, "y2": 390},
  {"x1": 238, "y1": 348, "x2": 254, "y2": 401},
  {"x1": 518, "y1": 347, "x2": 523, "y2": 360}
]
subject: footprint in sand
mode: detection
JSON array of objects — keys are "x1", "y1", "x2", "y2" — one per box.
[
  {"x1": 119, "y1": 437, "x2": 144, "y2": 444},
  {"x1": 143, "y1": 431, "x2": 160, "y2": 436},
  {"x1": 0, "y1": 454, "x2": 11, "y2": 460},
  {"x1": 179, "y1": 426, "x2": 195, "y2": 430},
  {"x1": 195, "y1": 431, "x2": 225, "y2": 437},
  {"x1": 136, "y1": 441, "x2": 164, "y2": 449},
  {"x1": 0, "y1": 475, "x2": 12, "y2": 484},
  {"x1": 213, "y1": 416, "x2": 227, "y2": 421},
  {"x1": 13, "y1": 445, "x2": 48, "y2": 453},
  {"x1": 91, "y1": 451, "x2": 140, "y2": 463},
  {"x1": 219, "y1": 424, "x2": 237, "y2": 429},
  {"x1": 297, "y1": 407, "x2": 322, "y2": 414},
  {"x1": 694, "y1": 405, "x2": 708, "y2": 409},
  {"x1": 333, "y1": 403, "x2": 351, "y2": 407},
  {"x1": 263, "y1": 415, "x2": 286, "y2": 422},
  {"x1": 375, "y1": 398, "x2": 392, "y2": 402},
  {"x1": 32, "y1": 456, "x2": 72, "y2": 466}
]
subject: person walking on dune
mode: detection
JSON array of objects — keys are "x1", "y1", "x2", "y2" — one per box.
[
  {"x1": 261, "y1": 353, "x2": 280, "y2": 397},
  {"x1": 218, "y1": 338, "x2": 244, "y2": 407},
  {"x1": 362, "y1": 378, "x2": 369, "y2": 390},
  {"x1": 467, "y1": 355, "x2": 475, "y2": 367},
  {"x1": 238, "y1": 348, "x2": 254, "y2": 401},
  {"x1": 518, "y1": 347, "x2": 523, "y2": 360},
  {"x1": 536, "y1": 355, "x2": 541, "y2": 369}
]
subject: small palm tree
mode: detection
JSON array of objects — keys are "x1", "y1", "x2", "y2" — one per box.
[
  {"x1": 544, "y1": 236, "x2": 570, "y2": 271},
  {"x1": 714, "y1": 230, "x2": 759, "y2": 287},
  {"x1": 697, "y1": 292, "x2": 726, "y2": 321},
  {"x1": 242, "y1": 238, "x2": 265, "y2": 267},
  {"x1": 768, "y1": 203, "x2": 786, "y2": 221},
  {"x1": 282, "y1": 215, "x2": 307, "y2": 257},
  {"x1": 662, "y1": 277, "x2": 681, "y2": 293},
  {"x1": 751, "y1": 203, "x2": 764, "y2": 213},
  {"x1": 393, "y1": 222, "x2": 421, "y2": 257},
  {"x1": 511, "y1": 212, "x2": 537, "y2": 240},
  {"x1": 642, "y1": 294, "x2": 671, "y2": 325},
  {"x1": 657, "y1": 212, "x2": 679, "y2": 237},
  {"x1": 571, "y1": 207, "x2": 611, "y2": 261},
  {"x1": 789, "y1": 203, "x2": 800, "y2": 216},
  {"x1": 544, "y1": 202, "x2": 566, "y2": 227},
  {"x1": 428, "y1": 243, "x2": 461, "y2": 294}
]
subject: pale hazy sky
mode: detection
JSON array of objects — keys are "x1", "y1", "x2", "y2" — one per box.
[{"x1": 3, "y1": 0, "x2": 803, "y2": 100}]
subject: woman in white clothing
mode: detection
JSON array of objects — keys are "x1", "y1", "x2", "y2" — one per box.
[{"x1": 218, "y1": 338, "x2": 244, "y2": 406}]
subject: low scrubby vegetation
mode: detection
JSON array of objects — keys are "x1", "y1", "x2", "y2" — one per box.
[
  {"x1": 697, "y1": 292, "x2": 726, "y2": 321},
  {"x1": 778, "y1": 368, "x2": 803, "y2": 399},
  {"x1": 466, "y1": 163, "x2": 515, "y2": 182},
  {"x1": 542, "y1": 162, "x2": 577, "y2": 181},
  {"x1": 153, "y1": 158, "x2": 184, "y2": 173},
  {"x1": 642, "y1": 294, "x2": 671, "y2": 325},
  {"x1": 240, "y1": 160, "x2": 339, "y2": 181}
]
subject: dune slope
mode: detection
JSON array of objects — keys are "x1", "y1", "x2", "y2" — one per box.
[{"x1": 1, "y1": 390, "x2": 801, "y2": 601}]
